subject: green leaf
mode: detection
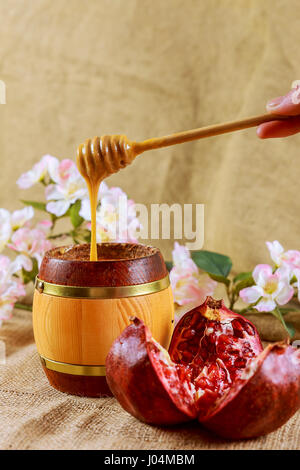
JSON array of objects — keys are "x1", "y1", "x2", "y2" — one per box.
[
  {"x1": 285, "y1": 322, "x2": 296, "y2": 338},
  {"x1": 278, "y1": 306, "x2": 299, "y2": 315},
  {"x1": 64, "y1": 207, "x2": 71, "y2": 217},
  {"x1": 21, "y1": 200, "x2": 47, "y2": 212},
  {"x1": 22, "y1": 258, "x2": 39, "y2": 284},
  {"x1": 233, "y1": 272, "x2": 253, "y2": 283},
  {"x1": 69, "y1": 200, "x2": 84, "y2": 228},
  {"x1": 208, "y1": 273, "x2": 230, "y2": 286},
  {"x1": 191, "y1": 250, "x2": 232, "y2": 277},
  {"x1": 81, "y1": 230, "x2": 91, "y2": 243},
  {"x1": 271, "y1": 307, "x2": 294, "y2": 337},
  {"x1": 14, "y1": 302, "x2": 32, "y2": 312},
  {"x1": 165, "y1": 261, "x2": 173, "y2": 272},
  {"x1": 48, "y1": 233, "x2": 65, "y2": 240}
]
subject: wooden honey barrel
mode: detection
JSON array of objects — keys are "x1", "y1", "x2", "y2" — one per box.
[{"x1": 32, "y1": 243, "x2": 174, "y2": 397}]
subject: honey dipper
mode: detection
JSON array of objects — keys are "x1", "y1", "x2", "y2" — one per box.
[
  {"x1": 77, "y1": 112, "x2": 291, "y2": 262},
  {"x1": 77, "y1": 113, "x2": 290, "y2": 178}
]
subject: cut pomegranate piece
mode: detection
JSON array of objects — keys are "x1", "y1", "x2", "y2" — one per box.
[
  {"x1": 105, "y1": 317, "x2": 197, "y2": 425},
  {"x1": 202, "y1": 342, "x2": 300, "y2": 439},
  {"x1": 106, "y1": 296, "x2": 300, "y2": 439},
  {"x1": 169, "y1": 297, "x2": 263, "y2": 418}
]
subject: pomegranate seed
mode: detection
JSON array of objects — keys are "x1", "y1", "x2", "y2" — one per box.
[
  {"x1": 181, "y1": 350, "x2": 194, "y2": 362},
  {"x1": 207, "y1": 334, "x2": 216, "y2": 344},
  {"x1": 232, "y1": 320, "x2": 245, "y2": 338},
  {"x1": 177, "y1": 341, "x2": 189, "y2": 352},
  {"x1": 243, "y1": 322, "x2": 255, "y2": 336},
  {"x1": 182, "y1": 328, "x2": 197, "y2": 339},
  {"x1": 234, "y1": 357, "x2": 247, "y2": 368}
]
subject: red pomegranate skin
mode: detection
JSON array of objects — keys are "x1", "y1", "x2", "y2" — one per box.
[
  {"x1": 169, "y1": 297, "x2": 263, "y2": 363},
  {"x1": 201, "y1": 342, "x2": 300, "y2": 439},
  {"x1": 105, "y1": 317, "x2": 197, "y2": 425},
  {"x1": 106, "y1": 297, "x2": 300, "y2": 439}
]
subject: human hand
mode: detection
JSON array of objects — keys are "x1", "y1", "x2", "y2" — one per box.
[{"x1": 257, "y1": 86, "x2": 300, "y2": 138}]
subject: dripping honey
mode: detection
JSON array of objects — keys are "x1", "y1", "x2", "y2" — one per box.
[{"x1": 76, "y1": 135, "x2": 138, "y2": 261}]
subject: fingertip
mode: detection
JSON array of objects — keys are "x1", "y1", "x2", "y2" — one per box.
[
  {"x1": 256, "y1": 125, "x2": 267, "y2": 139},
  {"x1": 256, "y1": 116, "x2": 300, "y2": 138}
]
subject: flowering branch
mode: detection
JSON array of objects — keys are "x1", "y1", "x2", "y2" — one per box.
[
  {"x1": 0, "y1": 154, "x2": 142, "y2": 326},
  {"x1": 169, "y1": 241, "x2": 299, "y2": 337},
  {"x1": 1, "y1": 155, "x2": 299, "y2": 339}
]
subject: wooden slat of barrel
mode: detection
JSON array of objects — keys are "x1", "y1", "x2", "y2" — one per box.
[{"x1": 33, "y1": 287, "x2": 174, "y2": 365}]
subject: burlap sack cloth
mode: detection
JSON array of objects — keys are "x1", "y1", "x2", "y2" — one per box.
[{"x1": 1, "y1": 0, "x2": 300, "y2": 449}]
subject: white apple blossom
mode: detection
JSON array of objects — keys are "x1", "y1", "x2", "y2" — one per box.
[
  {"x1": 266, "y1": 240, "x2": 285, "y2": 267},
  {"x1": 0, "y1": 255, "x2": 26, "y2": 326},
  {"x1": 80, "y1": 185, "x2": 141, "y2": 243},
  {"x1": 35, "y1": 220, "x2": 53, "y2": 233},
  {"x1": 45, "y1": 159, "x2": 88, "y2": 217},
  {"x1": 240, "y1": 264, "x2": 294, "y2": 312},
  {"x1": 48, "y1": 158, "x2": 78, "y2": 184},
  {"x1": 266, "y1": 240, "x2": 300, "y2": 301},
  {"x1": 8, "y1": 226, "x2": 52, "y2": 269},
  {"x1": 11, "y1": 254, "x2": 33, "y2": 273},
  {"x1": 10, "y1": 206, "x2": 34, "y2": 230},
  {"x1": 0, "y1": 206, "x2": 35, "y2": 252},
  {"x1": 17, "y1": 155, "x2": 58, "y2": 189},
  {"x1": 79, "y1": 181, "x2": 109, "y2": 221},
  {"x1": 170, "y1": 242, "x2": 217, "y2": 306},
  {"x1": 0, "y1": 209, "x2": 11, "y2": 252},
  {"x1": 266, "y1": 240, "x2": 300, "y2": 274}
]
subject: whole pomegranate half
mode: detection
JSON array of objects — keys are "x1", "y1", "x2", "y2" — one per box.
[{"x1": 106, "y1": 297, "x2": 300, "y2": 439}]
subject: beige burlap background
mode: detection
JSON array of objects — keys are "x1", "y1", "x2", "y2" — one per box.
[{"x1": 1, "y1": 0, "x2": 300, "y2": 450}]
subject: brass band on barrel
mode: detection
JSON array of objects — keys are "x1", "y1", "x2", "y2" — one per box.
[
  {"x1": 35, "y1": 275, "x2": 170, "y2": 299},
  {"x1": 40, "y1": 355, "x2": 106, "y2": 376}
]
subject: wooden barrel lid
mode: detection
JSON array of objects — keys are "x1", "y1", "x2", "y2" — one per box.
[{"x1": 38, "y1": 243, "x2": 168, "y2": 287}]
